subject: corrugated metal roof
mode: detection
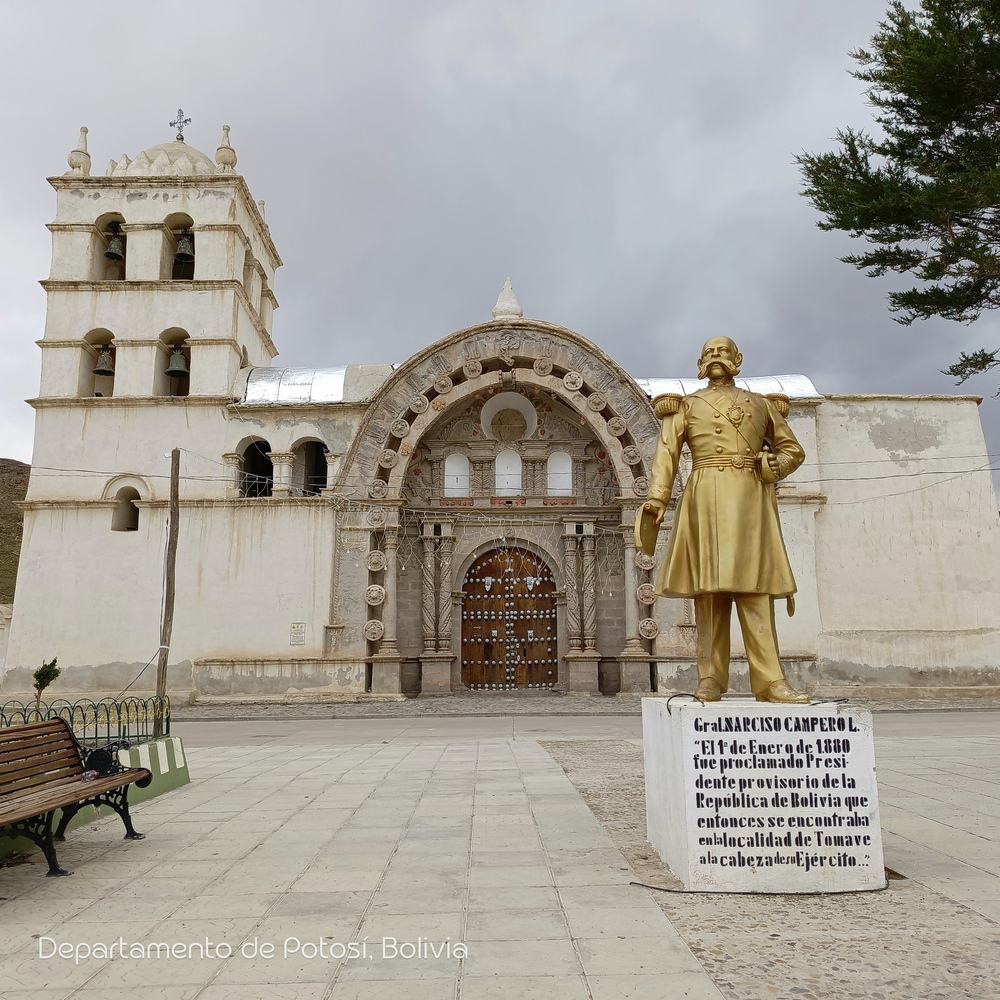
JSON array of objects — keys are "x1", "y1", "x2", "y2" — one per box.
[
  {"x1": 241, "y1": 367, "x2": 820, "y2": 405},
  {"x1": 243, "y1": 367, "x2": 347, "y2": 405},
  {"x1": 635, "y1": 374, "x2": 821, "y2": 400}
]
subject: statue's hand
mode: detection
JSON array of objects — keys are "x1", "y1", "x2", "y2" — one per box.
[
  {"x1": 758, "y1": 451, "x2": 781, "y2": 483},
  {"x1": 645, "y1": 498, "x2": 667, "y2": 527}
]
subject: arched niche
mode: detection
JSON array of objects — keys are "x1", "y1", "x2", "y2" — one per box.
[{"x1": 337, "y1": 319, "x2": 658, "y2": 502}]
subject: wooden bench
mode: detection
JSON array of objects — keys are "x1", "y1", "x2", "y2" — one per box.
[{"x1": 0, "y1": 718, "x2": 152, "y2": 876}]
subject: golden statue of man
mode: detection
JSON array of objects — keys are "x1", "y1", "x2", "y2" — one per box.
[{"x1": 636, "y1": 336, "x2": 810, "y2": 704}]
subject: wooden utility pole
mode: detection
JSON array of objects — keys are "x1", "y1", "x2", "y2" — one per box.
[{"x1": 154, "y1": 448, "x2": 180, "y2": 736}]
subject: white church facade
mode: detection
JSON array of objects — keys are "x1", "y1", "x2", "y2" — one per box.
[{"x1": 4, "y1": 126, "x2": 1000, "y2": 699}]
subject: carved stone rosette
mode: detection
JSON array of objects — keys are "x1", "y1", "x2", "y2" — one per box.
[
  {"x1": 462, "y1": 360, "x2": 483, "y2": 379},
  {"x1": 635, "y1": 551, "x2": 656, "y2": 572},
  {"x1": 563, "y1": 371, "x2": 584, "y2": 392},
  {"x1": 638, "y1": 617, "x2": 660, "y2": 639},
  {"x1": 366, "y1": 584, "x2": 387, "y2": 607},
  {"x1": 363, "y1": 619, "x2": 385, "y2": 642},
  {"x1": 607, "y1": 416, "x2": 628, "y2": 437},
  {"x1": 533, "y1": 358, "x2": 553, "y2": 377},
  {"x1": 366, "y1": 550, "x2": 388, "y2": 572},
  {"x1": 636, "y1": 582, "x2": 657, "y2": 606},
  {"x1": 410, "y1": 394, "x2": 430, "y2": 413}
]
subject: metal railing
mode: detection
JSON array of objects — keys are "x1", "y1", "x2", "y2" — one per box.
[{"x1": 0, "y1": 696, "x2": 170, "y2": 745}]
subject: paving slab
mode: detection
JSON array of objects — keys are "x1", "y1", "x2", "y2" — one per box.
[{"x1": 1, "y1": 711, "x2": 996, "y2": 999}]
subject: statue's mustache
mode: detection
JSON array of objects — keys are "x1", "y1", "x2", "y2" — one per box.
[{"x1": 698, "y1": 356, "x2": 740, "y2": 378}]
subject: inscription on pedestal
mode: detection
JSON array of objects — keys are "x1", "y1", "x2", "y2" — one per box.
[{"x1": 642, "y1": 699, "x2": 886, "y2": 893}]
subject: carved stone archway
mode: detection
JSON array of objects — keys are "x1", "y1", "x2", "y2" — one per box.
[{"x1": 338, "y1": 319, "x2": 658, "y2": 502}]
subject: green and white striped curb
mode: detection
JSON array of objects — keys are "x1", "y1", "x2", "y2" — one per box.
[{"x1": 117, "y1": 735, "x2": 189, "y2": 795}]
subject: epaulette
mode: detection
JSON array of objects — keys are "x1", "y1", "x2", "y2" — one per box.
[
  {"x1": 651, "y1": 393, "x2": 682, "y2": 419},
  {"x1": 765, "y1": 393, "x2": 790, "y2": 417}
]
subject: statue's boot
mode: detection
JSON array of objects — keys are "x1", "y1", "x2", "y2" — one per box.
[
  {"x1": 695, "y1": 677, "x2": 724, "y2": 702},
  {"x1": 756, "y1": 679, "x2": 809, "y2": 704}
]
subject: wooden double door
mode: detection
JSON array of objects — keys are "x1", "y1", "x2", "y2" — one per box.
[{"x1": 461, "y1": 548, "x2": 558, "y2": 690}]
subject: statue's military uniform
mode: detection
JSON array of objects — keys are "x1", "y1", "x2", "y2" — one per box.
[{"x1": 642, "y1": 384, "x2": 805, "y2": 696}]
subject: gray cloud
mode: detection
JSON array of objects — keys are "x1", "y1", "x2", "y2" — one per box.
[{"x1": 0, "y1": 0, "x2": 996, "y2": 480}]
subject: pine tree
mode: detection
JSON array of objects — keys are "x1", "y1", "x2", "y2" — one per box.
[{"x1": 797, "y1": 0, "x2": 1000, "y2": 390}]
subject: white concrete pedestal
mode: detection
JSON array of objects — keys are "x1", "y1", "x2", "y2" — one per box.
[{"x1": 642, "y1": 697, "x2": 886, "y2": 893}]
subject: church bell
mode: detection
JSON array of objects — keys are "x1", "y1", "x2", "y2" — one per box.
[
  {"x1": 93, "y1": 346, "x2": 115, "y2": 377},
  {"x1": 103, "y1": 223, "x2": 125, "y2": 261},
  {"x1": 165, "y1": 346, "x2": 189, "y2": 378},
  {"x1": 174, "y1": 232, "x2": 194, "y2": 263}
]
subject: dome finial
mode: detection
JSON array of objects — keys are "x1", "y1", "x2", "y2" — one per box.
[
  {"x1": 216, "y1": 124, "x2": 237, "y2": 173},
  {"x1": 491, "y1": 277, "x2": 523, "y2": 321},
  {"x1": 66, "y1": 126, "x2": 91, "y2": 176}
]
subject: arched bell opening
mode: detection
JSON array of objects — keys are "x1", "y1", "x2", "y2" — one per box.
[
  {"x1": 79, "y1": 328, "x2": 116, "y2": 397},
  {"x1": 155, "y1": 328, "x2": 190, "y2": 397},
  {"x1": 93, "y1": 213, "x2": 126, "y2": 280},
  {"x1": 163, "y1": 213, "x2": 195, "y2": 281}
]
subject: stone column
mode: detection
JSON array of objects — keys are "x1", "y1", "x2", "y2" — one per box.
[
  {"x1": 380, "y1": 529, "x2": 399, "y2": 656},
  {"x1": 562, "y1": 531, "x2": 582, "y2": 651},
  {"x1": 437, "y1": 529, "x2": 455, "y2": 651},
  {"x1": 619, "y1": 507, "x2": 652, "y2": 694},
  {"x1": 420, "y1": 523, "x2": 455, "y2": 695},
  {"x1": 622, "y1": 533, "x2": 644, "y2": 654},
  {"x1": 580, "y1": 528, "x2": 598, "y2": 652},
  {"x1": 420, "y1": 525, "x2": 437, "y2": 654},
  {"x1": 323, "y1": 449, "x2": 343, "y2": 492},
  {"x1": 222, "y1": 452, "x2": 242, "y2": 499},
  {"x1": 268, "y1": 451, "x2": 294, "y2": 497},
  {"x1": 563, "y1": 525, "x2": 599, "y2": 694}
]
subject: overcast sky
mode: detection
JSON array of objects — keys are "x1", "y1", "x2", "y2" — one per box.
[{"x1": 1, "y1": 1, "x2": 996, "y2": 475}]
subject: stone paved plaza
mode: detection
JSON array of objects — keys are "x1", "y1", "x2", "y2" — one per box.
[{"x1": 0, "y1": 709, "x2": 997, "y2": 999}]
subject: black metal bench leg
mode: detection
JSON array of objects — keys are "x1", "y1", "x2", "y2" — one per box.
[
  {"x1": 99, "y1": 786, "x2": 145, "y2": 841},
  {"x1": 4, "y1": 812, "x2": 73, "y2": 876},
  {"x1": 54, "y1": 803, "x2": 83, "y2": 841}
]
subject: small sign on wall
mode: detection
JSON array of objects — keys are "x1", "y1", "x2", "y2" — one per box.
[{"x1": 289, "y1": 622, "x2": 306, "y2": 646}]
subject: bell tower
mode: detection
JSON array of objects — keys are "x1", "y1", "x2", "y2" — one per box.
[{"x1": 40, "y1": 117, "x2": 281, "y2": 402}]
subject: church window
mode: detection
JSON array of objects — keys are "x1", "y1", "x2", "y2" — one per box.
[
  {"x1": 444, "y1": 453, "x2": 470, "y2": 497},
  {"x1": 292, "y1": 440, "x2": 328, "y2": 496},
  {"x1": 164, "y1": 214, "x2": 195, "y2": 280},
  {"x1": 81, "y1": 329, "x2": 115, "y2": 397},
  {"x1": 155, "y1": 329, "x2": 190, "y2": 397},
  {"x1": 111, "y1": 487, "x2": 140, "y2": 532},
  {"x1": 240, "y1": 440, "x2": 273, "y2": 497},
  {"x1": 95, "y1": 214, "x2": 126, "y2": 280},
  {"x1": 495, "y1": 450, "x2": 522, "y2": 497},
  {"x1": 547, "y1": 451, "x2": 573, "y2": 497}
]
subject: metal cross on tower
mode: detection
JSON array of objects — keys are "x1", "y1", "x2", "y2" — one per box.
[{"x1": 169, "y1": 109, "x2": 192, "y2": 142}]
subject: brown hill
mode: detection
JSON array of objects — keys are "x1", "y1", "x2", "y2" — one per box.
[{"x1": 0, "y1": 459, "x2": 29, "y2": 604}]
